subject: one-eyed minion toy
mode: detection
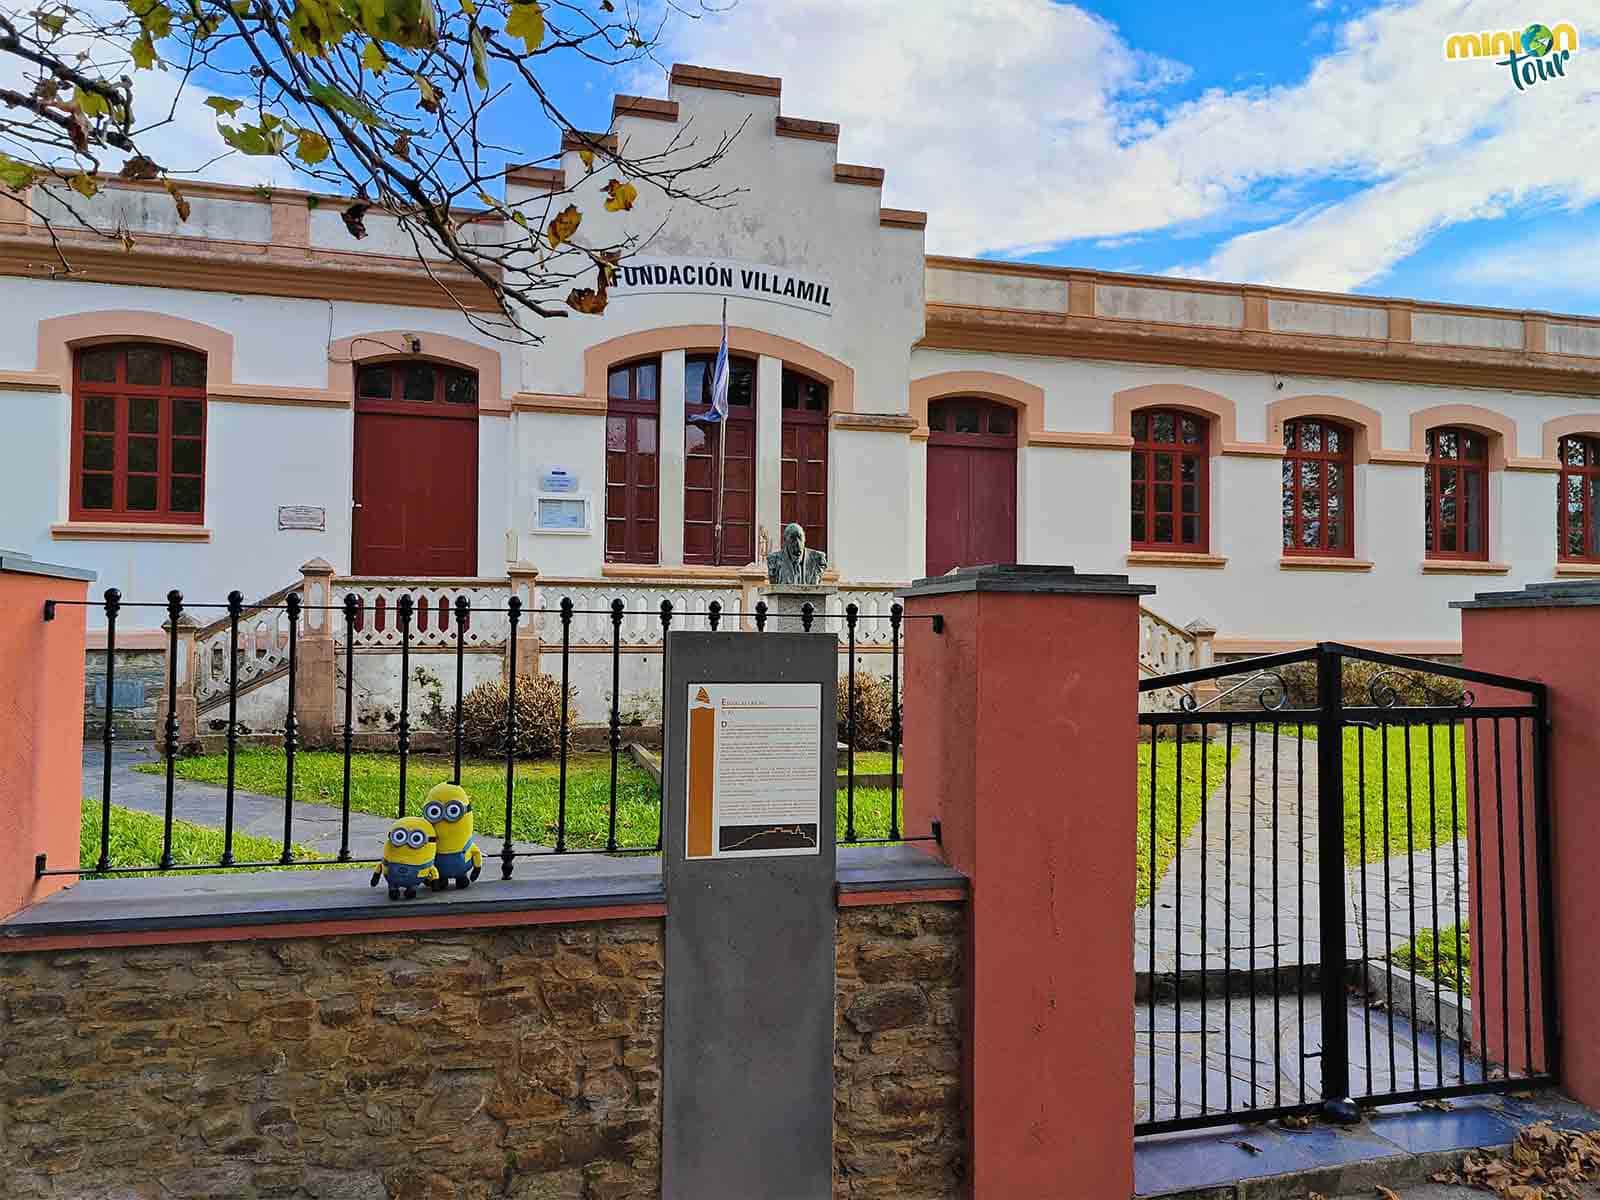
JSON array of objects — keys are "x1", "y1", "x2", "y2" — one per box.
[
  {"x1": 371, "y1": 816, "x2": 440, "y2": 900},
  {"x1": 421, "y1": 781, "x2": 483, "y2": 890}
]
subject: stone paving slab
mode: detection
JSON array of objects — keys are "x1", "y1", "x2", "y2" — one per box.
[{"x1": 1136, "y1": 730, "x2": 1470, "y2": 979}]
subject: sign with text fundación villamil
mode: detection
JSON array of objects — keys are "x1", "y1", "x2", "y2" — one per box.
[{"x1": 610, "y1": 256, "x2": 835, "y2": 316}]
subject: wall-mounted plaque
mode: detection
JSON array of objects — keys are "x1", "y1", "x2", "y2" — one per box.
[
  {"x1": 277, "y1": 505, "x2": 326, "y2": 531},
  {"x1": 541, "y1": 468, "x2": 579, "y2": 493},
  {"x1": 534, "y1": 495, "x2": 590, "y2": 533}
]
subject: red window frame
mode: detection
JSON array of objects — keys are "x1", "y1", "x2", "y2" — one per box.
[
  {"x1": 71, "y1": 343, "x2": 207, "y2": 523},
  {"x1": 355, "y1": 360, "x2": 479, "y2": 409},
  {"x1": 604, "y1": 358, "x2": 660, "y2": 565},
  {"x1": 780, "y1": 368, "x2": 829, "y2": 553},
  {"x1": 1131, "y1": 408, "x2": 1209, "y2": 553},
  {"x1": 1425, "y1": 427, "x2": 1490, "y2": 561},
  {"x1": 1281, "y1": 418, "x2": 1354, "y2": 557},
  {"x1": 1558, "y1": 434, "x2": 1600, "y2": 563},
  {"x1": 684, "y1": 352, "x2": 756, "y2": 567}
]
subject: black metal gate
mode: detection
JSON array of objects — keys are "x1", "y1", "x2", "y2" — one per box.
[{"x1": 1135, "y1": 643, "x2": 1556, "y2": 1135}]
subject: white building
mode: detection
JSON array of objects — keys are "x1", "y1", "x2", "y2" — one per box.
[{"x1": 5, "y1": 64, "x2": 1600, "y2": 726}]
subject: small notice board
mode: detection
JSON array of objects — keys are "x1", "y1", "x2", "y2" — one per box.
[{"x1": 684, "y1": 682, "x2": 822, "y2": 858}]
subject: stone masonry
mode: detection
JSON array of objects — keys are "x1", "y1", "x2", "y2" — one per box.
[
  {"x1": 0, "y1": 922, "x2": 665, "y2": 1200},
  {"x1": 0, "y1": 902, "x2": 968, "y2": 1199},
  {"x1": 834, "y1": 902, "x2": 965, "y2": 1199}
]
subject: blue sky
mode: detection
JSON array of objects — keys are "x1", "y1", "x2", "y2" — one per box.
[{"x1": 128, "y1": 0, "x2": 1600, "y2": 318}]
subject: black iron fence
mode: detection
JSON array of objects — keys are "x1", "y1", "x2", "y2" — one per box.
[
  {"x1": 1135, "y1": 642, "x2": 1555, "y2": 1135},
  {"x1": 43, "y1": 589, "x2": 937, "y2": 880}
]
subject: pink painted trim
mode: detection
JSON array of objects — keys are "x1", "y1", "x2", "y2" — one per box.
[
  {"x1": 838, "y1": 887, "x2": 965, "y2": 907},
  {"x1": 0, "y1": 901, "x2": 667, "y2": 954},
  {"x1": 1542, "y1": 413, "x2": 1600, "y2": 462},
  {"x1": 1265, "y1": 394, "x2": 1384, "y2": 465},
  {"x1": 330, "y1": 330, "x2": 510, "y2": 413},
  {"x1": 37, "y1": 310, "x2": 235, "y2": 387},
  {"x1": 1410, "y1": 403, "x2": 1519, "y2": 470},
  {"x1": 1113, "y1": 383, "x2": 1238, "y2": 457},
  {"x1": 909, "y1": 370, "x2": 1044, "y2": 445},
  {"x1": 583, "y1": 325, "x2": 855, "y2": 412}
]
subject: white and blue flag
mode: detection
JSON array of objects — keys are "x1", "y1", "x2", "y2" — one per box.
[{"x1": 708, "y1": 298, "x2": 730, "y2": 423}]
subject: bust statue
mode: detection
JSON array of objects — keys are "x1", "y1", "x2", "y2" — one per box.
[{"x1": 766, "y1": 522, "x2": 828, "y2": 586}]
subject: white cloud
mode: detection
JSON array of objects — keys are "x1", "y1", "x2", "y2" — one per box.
[
  {"x1": 1452, "y1": 229, "x2": 1600, "y2": 289},
  {"x1": 649, "y1": 0, "x2": 1600, "y2": 294}
]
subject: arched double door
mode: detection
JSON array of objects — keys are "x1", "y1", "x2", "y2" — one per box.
[{"x1": 924, "y1": 398, "x2": 1018, "y2": 577}]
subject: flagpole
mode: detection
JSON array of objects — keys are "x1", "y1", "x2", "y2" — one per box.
[{"x1": 713, "y1": 297, "x2": 728, "y2": 565}]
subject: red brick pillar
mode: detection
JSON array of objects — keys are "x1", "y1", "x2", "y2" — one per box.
[
  {"x1": 1457, "y1": 581, "x2": 1600, "y2": 1104},
  {"x1": 901, "y1": 564, "x2": 1153, "y2": 1200},
  {"x1": 0, "y1": 552, "x2": 94, "y2": 921}
]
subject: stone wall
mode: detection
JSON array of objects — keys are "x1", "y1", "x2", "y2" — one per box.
[
  {"x1": 0, "y1": 902, "x2": 967, "y2": 1200},
  {"x1": 834, "y1": 902, "x2": 965, "y2": 1199},
  {"x1": 83, "y1": 648, "x2": 166, "y2": 738},
  {"x1": 0, "y1": 920, "x2": 665, "y2": 1199}
]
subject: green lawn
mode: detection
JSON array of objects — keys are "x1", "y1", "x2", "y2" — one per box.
[
  {"x1": 1391, "y1": 924, "x2": 1472, "y2": 996},
  {"x1": 1136, "y1": 738, "x2": 1232, "y2": 906},
  {"x1": 138, "y1": 749, "x2": 666, "y2": 851},
  {"x1": 80, "y1": 798, "x2": 319, "y2": 877},
  {"x1": 1309, "y1": 725, "x2": 1469, "y2": 865}
]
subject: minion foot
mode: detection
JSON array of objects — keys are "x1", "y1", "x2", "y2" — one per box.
[
  {"x1": 455, "y1": 875, "x2": 472, "y2": 890},
  {"x1": 403, "y1": 887, "x2": 418, "y2": 899},
  {"x1": 388, "y1": 887, "x2": 400, "y2": 900}
]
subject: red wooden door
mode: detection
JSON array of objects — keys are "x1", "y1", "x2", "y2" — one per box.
[
  {"x1": 924, "y1": 399, "x2": 1017, "y2": 577},
  {"x1": 352, "y1": 363, "x2": 479, "y2": 576}
]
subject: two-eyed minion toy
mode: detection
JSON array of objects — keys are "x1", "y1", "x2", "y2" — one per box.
[
  {"x1": 371, "y1": 816, "x2": 441, "y2": 900},
  {"x1": 422, "y1": 781, "x2": 484, "y2": 891}
]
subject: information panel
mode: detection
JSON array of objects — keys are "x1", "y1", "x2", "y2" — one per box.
[{"x1": 685, "y1": 682, "x2": 822, "y2": 858}]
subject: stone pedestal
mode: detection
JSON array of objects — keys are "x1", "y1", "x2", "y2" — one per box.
[{"x1": 760, "y1": 585, "x2": 835, "y2": 633}]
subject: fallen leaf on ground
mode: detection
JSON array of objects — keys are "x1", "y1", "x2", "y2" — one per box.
[
  {"x1": 1420, "y1": 1098, "x2": 1455, "y2": 1111},
  {"x1": 1226, "y1": 1139, "x2": 1263, "y2": 1155}
]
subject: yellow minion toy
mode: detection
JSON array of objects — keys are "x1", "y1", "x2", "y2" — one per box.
[
  {"x1": 421, "y1": 781, "x2": 483, "y2": 890},
  {"x1": 370, "y1": 815, "x2": 440, "y2": 900}
]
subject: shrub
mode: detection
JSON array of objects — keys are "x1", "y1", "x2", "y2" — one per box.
[
  {"x1": 1274, "y1": 658, "x2": 1466, "y2": 709},
  {"x1": 459, "y1": 673, "x2": 575, "y2": 758},
  {"x1": 837, "y1": 670, "x2": 895, "y2": 749}
]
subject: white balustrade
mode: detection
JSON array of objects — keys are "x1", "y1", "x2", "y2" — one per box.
[
  {"x1": 194, "y1": 584, "x2": 300, "y2": 705},
  {"x1": 535, "y1": 583, "x2": 747, "y2": 646},
  {"x1": 334, "y1": 581, "x2": 511, "y2": 649}
]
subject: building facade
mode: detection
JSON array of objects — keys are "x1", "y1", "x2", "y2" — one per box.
[{"x1": 6, "y1": 63, "x2": 1600, "y2": 707}]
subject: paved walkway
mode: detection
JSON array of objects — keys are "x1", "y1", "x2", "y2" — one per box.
[
  {"x1": 1135, "y1": 729, "x2": 1469, "y2": 978},
  {"x1": 83, "y1": 742, "x2": 512, "y2": 862}
]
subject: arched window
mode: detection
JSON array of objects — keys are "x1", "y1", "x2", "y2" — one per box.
[
  {"x1": 684, "y1": 353, "x2": 756, "y2": 566},
  {"x1": 605, "y1": 358, "x2": 660, "y2": 565},
  {"x1": 356, "y1": 361, "x2": 478, "y2": 406},
  {"x1": 72, "y1": 343, "x2": 207, "y2": 522},
  {"x1": 781, "y1": 368, "x2": 829, "y2": 552},
  {"x1": 1131, "y1": 408, "x2": 1208, "y2": 552},
  {"x1": 1425, "y1": 427, "x2": 1489, "y2": 560},
  {"x1": 1281, "y1": 418, "x2": 1353, "y2": 556},
  {"x1": 1558, "y1": 434, "x2": 1600, "y2": 563}
]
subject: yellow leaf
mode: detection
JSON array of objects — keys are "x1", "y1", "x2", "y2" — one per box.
[
  {"x1": 459, "y1": 0, "x2": 475, "y2": 12},
  {"x1": 68, "y1": 172, "x2": 99, "y2": 198},
  {"x1": 130, "y1": 33, "x2": 157, "y2": 69},
  {"x1": 204, "y1": 95, "x2": 244, "y2": 117},
  {"x1": 469, "y1": 26, "x2": 488, "y2": 89},
  {"x1": 361, "y1": 40, "x2": 387, "y2": 74},
  {"x1": 294, "y1": 128, "x2": 331, "y2": 165},
  {"x1": 414, "y1": 73, "x2": 439, "y2": 112},
  {"x1": 164, "y1": 178, "x2": 191, "y2": 222},
  {"x1": 74, "y1": 86, "x2": 109, "y2": 119},
  {"x1": 602, "y1": 178, "x2": 637, "y2": 212},
  {"x1": 476, "y1": 190, "x2": 500, "y2": 210},
  {"x1": 504, "y1": 0, "x2": 543, "y2": 50},
  {"x1": 578, "y1": 147, "x2": 593, "y2": 170},
  {"x1": 544, "y1": 202, "x2": 579, "y2": 249}
]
